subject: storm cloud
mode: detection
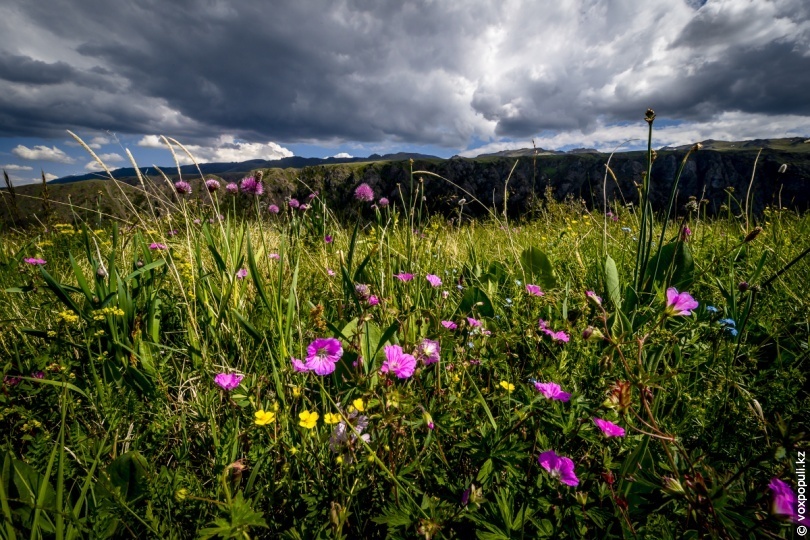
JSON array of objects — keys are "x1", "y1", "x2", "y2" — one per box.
[{"x1": 0, "y1": 0, "x2": 808, "y2": 153}]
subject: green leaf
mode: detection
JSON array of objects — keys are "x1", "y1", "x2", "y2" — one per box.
[
  {"x1": 122, "y1": 260, "x2": 165, "y2": 282},
  {"x1": 233, "y1": 309, "x2": 263, "y2": 342},
  {"x1": 644, "y1": 241, "x2": 694, "y2": 292},
  {"x1": 605, "y1": 254, "x2": 621, "y2": 309},
  {"x1": 519, "y1": 247, "x2": 558, "y2": 289},
  {"x1": 459, "y1": 286, "x2": 494, "y2": 317},
  {"x1": 102, "y1": 451, "x2": 150, "y2": 504}
]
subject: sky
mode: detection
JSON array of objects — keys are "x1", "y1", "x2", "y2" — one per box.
[{"x1": 1, "y1": 0, "x2": 809, "y2": 185}]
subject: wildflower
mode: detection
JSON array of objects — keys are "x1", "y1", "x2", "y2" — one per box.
[
  {"x1": 254, "y1": 409, "x2": 275, "y2": 425},
  {"x1": 738, "y1": 281, "x2": 749, "y2": 292},
  {"x1": 593, "y1": 418, "x2": 625, "y2": 437},
  {"x1": 325, "y1": 235, "x2": 333, "y2": 244},
  {"x1": 288, "y1": 198, "x2": 300, "y2": 209},
  {"x1": 355, "y1": 283, "x2": 370, "y2": 300},
  {"x1": 768, "y1": 478, "x2": 798, "y2": 522},
  {"x1": 3, "y1": 376, "x2": 21, "y2": 387},
  {"x1": 240, "y1": 176, "x2": 264, "y2": 196},
  {"x1": 681, "y1": 226, "x2": 692, "y2": 241},
  {"x1": 354, "y1": 183, "x2": 374, "y2": 202},
  {"x1": 538, "y1": 319, "x2": 570, "y2": 342},
  {"x1": 268, "y1": 204, "x2": 280, "y2": 214},
  {"x1": 324, "y1": 412, "x2": 341, "y2": 425},
  {"x1": 352, "y1": 398, "x2": 366, "y2": 412},
  {"x1": 538, "y1": 450, "x2": 579, "y2": 487},
  {"x1": 718, "y1": 318, "x2": 736, "y2": 328},
  {"x1": 174, "y1": 180, "x2": 192, "y2": 194},
  {"x1": 31, "y1": 371, "x2": 45, "y2": 379},
  {"x1": 414, "y1": 338, "x2": 440, "y2": 365},
  {"x1": 291, "y1": 357, "x2": 308, "y2": 372},
  {"x1": 441, "y1": 320, "x2": 458, "y2": 330},
  {"x1": 149, "y1": 243, "x2": 167, "y2": 251},
  {"x1": 442, "y1": 290, "x2": 449, "y2": 299},
  {"x1": 394, "y1": 272, "x2": 414, "y2": 282},
  {"x1": 329, "y1": 411, "x2": 371, "y2": 461},
  {"x1": 706, "y1": 305, "x2": 719, "y2": 315},
  {"x1": 664, "y1": 288, "x2": 699, "y2": 317},
  {"x1": 423, "y1": 409, "x2": 435, "y2": 430},
  {"x1": 292, "y1": 386, "x2": 302, "y2": 397},
  {"x1": 367, "y1": 295, "x2": 379, "y2": 306},
  {"x1": 378, "y1": 197, "x2": 389, "y2": 207},
  {"x1": 299, "y1": 203, "x2": 310, "y2": 211},
  {"x1": 499, "y1": 381, "x2": 515, "y2": 392},
  {"x1": 525, "y1": 284, "x2": 544, "y2": 296},
  {"x1": 236, "y1": 268, "x2": 248, "y2": 279},
  {"x1": 24, "y1": 258, "x2": 47, "y2": 266},
  {"x1": 305, "y1": 337, "x2": 343, "y2": 376},
  {"x1": 426, "y1": 274, "x2": 442, "y2": 287},
  {"x1": 166, "y1": 229, "x2": 178, "y2": 237},
  {"x1": 205, "y1": 178, "x2": 220, "y2": 192},
  {"x1": 534, "y1": 381, "x2": 571, "y2": 402},
  {"x1": 269, "y1": 253, "x2": 280, "y2": 260},
  {"x1": 467, "y1": 317, "x2": 482, "y2": 328},
  {"x1": 605, "y1": 381, "x2": 633, "y2": 413},
  {"x1": 380, "y1": 344, "x2": 416, "y2": 379},
  {"x1": 582, "y1": 326, "x2": 604, "y2": 341},
  {"x1": 298, "y1": 410, "x2": 319, "y2": 429},
  {"x1": 214, "y1": 373, "x2": 243, "y2": 390},
  {"x1": 327, "y1": 268, "x2": 336, "y2": 276},
  {"x1": 586, "y1": 290, "x2": 602, "y2": 306},
  {"x1": 225, "y1": 182, "x2": 238, "y2": 194}
]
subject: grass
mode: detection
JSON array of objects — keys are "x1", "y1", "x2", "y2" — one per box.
[{"x1": 0, "y1": 124, "x2": 808, "y2": 539}]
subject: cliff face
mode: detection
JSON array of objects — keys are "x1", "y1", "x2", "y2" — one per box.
[{"x1": 264, "y1": 148, "x2": 808, "y2": 217}]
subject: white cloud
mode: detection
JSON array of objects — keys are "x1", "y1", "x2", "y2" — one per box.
[
  {"x1": 83, "y1": 152, "x2": 124, "y2": 170},
  {"x1": 11, "y1": 144, "x2": 75, "y2": 163},
  {"x1": 1, "y1": 164, "x2": 33, "y2": 171},
  {"x1": 88, "y1": 135, "x2": 111, "y2": 149},
  {"x1": 137, "y1": 134, "x2": 293, "y2": 164},
  {"x1": 136, "y1": 135, "x2": 165, "y2": 149},
  {"x1": 4, "y1": 172, "x2": 59, "y2": 186},
  {"x1": 331, "y1": 152, "x2": 353, "y2": 159}
]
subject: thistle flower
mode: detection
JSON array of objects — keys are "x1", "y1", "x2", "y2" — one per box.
[
  {"x1": 305, "y1": 337, "x2": 344, "y2": 376},
  {"x1": 355, "y1": 283, "x2": 371, "y2": 300},
  {"x1": 380, "y1": 344, "x2": 416, "y2": 379},
  {"x1": 225, "y1": 182, "x2": 238, "y2": 194},
  {"x1": 593, "y1": 417, "x2": 625, "y2": 437},
  {"x1": 534, "y1": 381, "x2": 571, "y2": 402},
  {"x1": 367, "y1": 295, "x2": 380, "y2": 306},
  {"x1": 24, "y1": 258, "x2": 47, "y2": 266},
  {"x1": 395, "y1": 272, "x2": 414, "y2": 282},
  {"x1": 288, "y1": 198, "x2": 300, "y2": 209},
  {"x1": 205, "y1": 178, "x2": 220, "y2": 192},
  {"x1": 214, "y1": 373, "x2": 243, "y2": 390},
  {"x1": 268, "y1": 204, "x2": 280, "y2": 214},
  {"x1": 354, "y1": 183, "x2": 374, "y2": 202},
  {"x1": 239, "y1": 176, "x2": 264, "y2": 196},
  {"x1": 525, "y1": 284, "x2": 544, "y2": 296},
  {"x1": 378, "y1": 197, "x2": 389, "y2": 207},
  {"x1": 538, "y1": 450, "x2": 579, "y2": 487},
  {"x1": 441, "y1": 320, "x2": 458, "y2": 330},
  {"x1": 768, "y1": 478, "x2": 797, "y2": 522},
  {"x1": 426, "y1": 274, "x2": 442, "y2": 287},
  {"x1": 174, "y1": 180, "x2": 192, "y2": 194},
  {"x1": 664, "y1": 288, "x2": 699, "y2": 317},
  {"x1": 414, "y1": 338, "x2": 440, "y2": 365}
]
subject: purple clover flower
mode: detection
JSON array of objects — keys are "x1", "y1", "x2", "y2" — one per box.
[
  {"x1": 305, "y1": 337, "x2": 343, "y2": 376},
  {"x1": 593, "y1": 418, "x2": 625, "y2": 437},
  {"x1": 354, "y1": 183, "x2": 374, "y2": 202},
  {"x1": 174, "y1": 180, "x2": 192, "y2": 194},
  {"x1": 534, "y1": 381, "x2": 571, "y2": 401},
  {"x1": 538, "y1": 450, "x2": 579, "y2": 487},
  {"x1": 240, "y1": 176, "x2": 264, "y2": 196},
  {"x1": 214, "y1": 373, "x2": 243, "y2": 390},
  {"x1": 380, "y1": 345, "x2": 416, "y2": 379},
  {"x1": 665, "y1": 288, "x2": 699, "y2": 317},
  {"x1": 325, "y1": 235, "x2": 333, "y2": 244}
]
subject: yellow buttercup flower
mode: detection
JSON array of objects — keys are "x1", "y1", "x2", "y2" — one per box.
[
  {"x1": 292, "y1": 386, "x2": 302, "y2": 397},
  {"x1": 324, "y1": 412, "x2": 341, "y2": 425},
  {"x1": 500, "y1": 381, "x2": 515, "y2": 392},
  {"x1": 352, "y1": 398, "x2": 365, "y2": 412},
  {"x1": 254, "y1": 409, "x2": 275, "y2": 426},
  {"x1": 299, "y1": 410, "x2": 319, "y2": 429}
]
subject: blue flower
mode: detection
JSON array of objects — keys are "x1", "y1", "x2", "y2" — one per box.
[
  {"x1": 718, "y1": 318, "x2": 736, "y2": 328},
  {"x1": 724, "y1": 327, "x2": 739, "y2": 338},
  {"x1": 706, "y1": 306, "x2": 719, "y2": 314}
]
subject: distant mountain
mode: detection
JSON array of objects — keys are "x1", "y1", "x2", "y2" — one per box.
[
  {"x1": 475, "y1": 148, "x2": 563, "y2": 158},
  {"x1": 659, "y1": 137, "x2": 810, "y2": 152}
]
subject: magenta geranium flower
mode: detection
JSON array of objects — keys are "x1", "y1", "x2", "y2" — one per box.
[
  {"x1": 538, "y1": 450, "x2": 579, "y2": 487},
  {"x1": 225, "y1": 182, "x2": 238, "y2": 194},
  {"x1": 665, "y1": 288, "x2": 699, "y2": 316},
  {"x1": 395, "y1": 272, "x2": 414, "y2": 282},
  {"x1": 24, "y1": 258, "x2": 47, "y2": 266},
  {"x1": 368, "y1": 295, "x2": 380, "y2": 306},
  {"x1": 538, "y1": 319, "x2": 570, "y2": 342},
  {"x1": 174, "y1": 180, "x2": 192, "y2": 194},
  {"x1": 149, "y1": 243, "x2": 167, "y2": 251},
  {"x1": 305, "y1": 337, "x2": 344, "y2": 376},
  {"x1": 768, "y1": 478, "x2": 798, "y2": 522},
  {"x1": 291, "y1": 357, "x2": 308, "y2": 373},
  {"x1": 240, "y1": 176, "x2": 264, "y2": 196},
  {"x1": 354, "y1": 183, "x2": 374, "y2": 202},
  {"x1": 441, "y1": 320, "x2": 458, "y2": 330},
  {"x1": 214, "y1": 373, "x2": 243, "y2": 390},
  {"x1": 467, "y1": 317, "x2": 482, "y2": 328},
  {"x1": 534, "y1": 381, "x2": 571, "y2": 402},
  {"x1": 593, "y1": 418, "x2": 625, "y2": 437},
  {"x1": 236, "y1": 268, "x2": 248, "y2": 279},
  {"x1": 414, "y1": 338, "x2": 440, "y2": 365},
  {"x1": 205, "y1": 179, "x2": 220, "y2": 192},
  {"x1": 380, "y1": 344, "x2": 416, "y2": 379},
  {"x1": 525, "y1": 284, "x2": 544, "y2": 296},
  {"x1": 426, "y1": 274, "x2": 442, "y2": 287}
]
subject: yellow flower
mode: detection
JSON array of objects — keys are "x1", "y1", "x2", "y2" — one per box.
[
  {"x1": 292, "y1": 386, "x2": 302, "y2": 397},
  {"x1": 352, "y1": 398, "x2": 365, "y2": 412},
  {"x1": 336, "y1": 456, "x2": 344, "y2": 465},
  {"x1": 500, "y1": 381, "x2": 515, "y2": 392},
  {"x1": 324, "y1": 412, "x2": 341, "y2": 425},
  {"x1": 299, "y1": 410, "x2": 319, "y2": 429},
  {"x1": 254, "y1": 409, "x2": 275, "y2": 426}
]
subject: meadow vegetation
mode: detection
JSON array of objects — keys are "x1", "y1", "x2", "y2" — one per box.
[{"x1": 0, "y1": 116, "x2": 808, "y2": 538}]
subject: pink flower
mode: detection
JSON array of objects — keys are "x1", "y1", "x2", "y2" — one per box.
[
  {"x1": 24, "y1": 258, "x2": 47, "y2": 266},
  {"x1": 325, "y1": 235, "x2": 333, "y2": 244},
  {"x1": 534, "y1": 381, "x2": 571, "y2": 402},
  {"x1": 426, "y1": 274, "x2": 442, "y2": 287},
  {"x1": 149, "y1": 243, "x2": 167, "y2": 251},
  {"x1": 395, "y1": 272, "x2": 414, "y2": 282},
  {"x1": 665, "y1": 288, "x2": 699, "y2": 316},
  {"x1": 205, "y1": 179, "x2": 220, "y2": 192},
  {"x1": 354, "y1": 183, "x2": 374, "y2": 202},
  {"x1": 586, "y1": 290, "x2": 602, "y2": 306},
  {"x1": 214, "y1": 373, "x2": 243, "y2": 390},
  {"x1": 236, "y1": 268, "x2": 248, "y2": 279},
  {"x1": 305, "y1": 337, "x2": 344, "y2": 376},
  {"x1": 268, "y1": 204, "x2": 280, "y2": 214},
  {"x1": 538, "y1": 319, "x2": 569, "y2": 342},
  {"x1": 414, "y1": 338, "x2": 440, "y2": 365},
  {"x1": 174, "y1": 180, "x2": 192, "y2": 194},
  {"x1": 538, "y1": 450, "x2": 579, "y2": 487},
  {"x1": 442, "y1": 290, "x2": 449, "y2": 299},
  {"x1": 441, "y1": 320, "x2": 458, "y2": 330},
  {"x1": 380, "y1": 345, "x2": 416, "y2": 379},
  {"x1": 291, "y1": 357, "x2": 309, "y2": 373},
  {"x1": 240, "y1": 176, "x2": 264, "y2": 196},
  {"x1": 768, "y1": 478, "x2": 798, "y2": 522},
  {"x1": 466, "y1": 317, "x2": 482, "y2": 328},
  {"x1": 593, "y1": 418, "x2": 625, "y2": 437},
  {"x1": 269, "y1": 253, "x2": 280, "y2": 260},
  {"x1": 681, "y1": 226, "x2": 692, "y2": 241},
  {"x1": 327, "y1": 268, "x2": 336, "y2": 276},
  {"x1": 225, "y1": 182, "x2": 238, "y2": 194},
  {"x1": 368, "y1": 295, "x2": 380, "y2": 306},
  {"x1": 378, "y1": 197, "x2": 389, "y2": 207},
  {"x1": 288, "y1": 198, "x2": 300, "y2": 209},
  {"x1": 525, "y1": 284, "x2": 544, "y2": 296}
]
